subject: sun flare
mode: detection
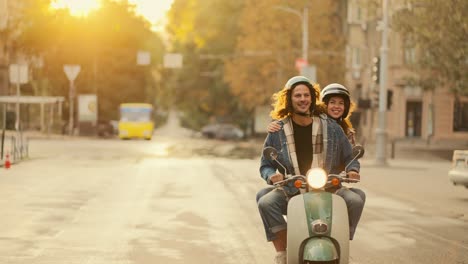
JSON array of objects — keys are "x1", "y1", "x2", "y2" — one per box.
[
  {"x1": 50, "y1": 0, "x2": 174, "y2": 32},
  {"x1": 51, "y1": 0, "x2": 101, "y2": 17}
]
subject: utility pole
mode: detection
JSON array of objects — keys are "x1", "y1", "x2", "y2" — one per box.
[
  {"x1": 274, "y1": 5, "x2": 309, "y2": 63},
  {"x1": 302, "y1": 7, "x2": 309, "y2": 64},
  {"x1": 375, "y1": 0, "x2": 389, "y2": 165},
  {"x1": 63, "y1": 65, "x2": 81, "y2": 136}
]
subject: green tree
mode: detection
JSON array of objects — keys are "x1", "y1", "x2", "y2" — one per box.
[
  {"x1": 166, "y1": 0, "x2": 245, "y2": 129},
  {"x1": 393, "y1": 0, "x2": 468, "y2": 95}
]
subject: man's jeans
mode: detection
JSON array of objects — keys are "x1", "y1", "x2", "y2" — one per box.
[
  {"x1": 256, "y1": 186, "x2": 366, "y2": 241},
  {"x1": 256, "y1": 187, "x2": 288, "y2": 241}
]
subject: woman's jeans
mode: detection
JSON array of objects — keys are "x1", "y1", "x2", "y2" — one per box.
[
  {"x1": 336, "y1": 187, "x2": 366, "y2": 240},
  {"x1": 256, "y1": 186, "x2": 366, "y2": 241}
]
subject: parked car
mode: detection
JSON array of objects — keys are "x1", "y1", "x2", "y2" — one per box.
[
  {"x1": 201, "y1": 123, "x2": 244, "y2": 140},
  {"x1": 97, "y1": 120, "x2": 115, "y2": 138},
  {"x1": 448, "y1": 150, "x2": 468, "y2": 188}
]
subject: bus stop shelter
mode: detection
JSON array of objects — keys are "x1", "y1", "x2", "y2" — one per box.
[{"x1": 0, "y1": 95, "x2": 65, "y2": 132}]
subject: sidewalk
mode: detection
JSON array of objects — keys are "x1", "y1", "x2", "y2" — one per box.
[
  {"x1": 362, "y1": 139, "x2": 467, "y2": 162},
  {"x1": 0, "y1": 130, "x2": 86, "y2": 167}
]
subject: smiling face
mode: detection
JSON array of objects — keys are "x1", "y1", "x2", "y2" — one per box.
[
  {"x1": 291, "y1": 84, "x2": 312, "y2": 115},
  {"x1": 326, "y1": 96, "x2": 346, "y2": 119}
]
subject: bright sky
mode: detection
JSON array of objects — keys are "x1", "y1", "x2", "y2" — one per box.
[{"x1": 50, "y1": 0, "x2": 174, "y2": 32}]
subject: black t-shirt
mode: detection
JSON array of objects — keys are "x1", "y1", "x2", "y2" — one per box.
[{"x1": 292, "y1": 120, "x2": 313, "y2": 175}]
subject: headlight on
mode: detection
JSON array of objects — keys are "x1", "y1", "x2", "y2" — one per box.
[
  {"x1": 120, "y1": 130, "x2": 128, "y2": 135},
  {"x1": 306, "y1": 168, "x2": 328, "y2": 189},
  {"x1": 143, "y1": 130, "x2": 151, "y2": 136}
]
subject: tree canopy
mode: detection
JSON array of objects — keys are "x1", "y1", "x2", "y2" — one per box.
[
  {"x1": 166, "y1": 0, "x2": 347, "y2": 130},
  {"x1": 393, "y1": 0, "x2": 468, "y2": 95},
  {"x1": 9, "y1": 0, "x2": 166, "y2": 121},
  {"x1": 166, "y1": 0, "x2": 245, "y2": 129},
  {"x1": 224, "y1": 0, "x2": 347, "y2": 112}
]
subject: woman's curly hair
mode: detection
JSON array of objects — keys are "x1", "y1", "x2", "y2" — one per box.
[{"x1": 270, "y1": 82, "x2": 321, "y2": 120}]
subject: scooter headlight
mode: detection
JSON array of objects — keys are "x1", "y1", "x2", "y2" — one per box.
[{"x1": 306, "y1": 168, "x2": 328, "y2": 189}]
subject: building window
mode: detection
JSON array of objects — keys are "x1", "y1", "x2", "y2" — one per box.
[
  {"x1": 403, "y1": 37, "x2": 416, "y2": 65},
  {"x1": 453, "y1": 100, "x2": 468, "y2": 132},
  {"x1": 347, "y1": 1, "x2": 364, "y2": 24},
  {"x1": 404, "y1": 47, "x2": 416, "y2": 64},
  {"x1": 352, "y1": 47, "x2": 361, "y2": 68}
]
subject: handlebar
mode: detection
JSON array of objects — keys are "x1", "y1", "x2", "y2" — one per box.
[
  {"x1": 273, "y1": 173, "x2": 359, "y2": 188},
  {"x1": 273, "y1": 175, "x2": 306, "y2": 187}
]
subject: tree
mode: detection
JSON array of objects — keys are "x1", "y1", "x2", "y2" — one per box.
[
  {"x1": 13, "y1": 0, "x2": 166, "y2": 121},
  {"x1": 224, "y1": 0, "x2": 347, "y2": 112},
  {"x1": 166, "y1": 0, "x2": 245, "y2": 129},
  {"x1": 393, "y1": 0, "x2": 468, "y2": 95}
]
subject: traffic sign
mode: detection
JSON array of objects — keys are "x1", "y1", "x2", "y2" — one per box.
[
  {"x1": 63, "y1": 65, "x2": 81, "y2": 81},
  {"x1": 9, "y1": 64, "x2": 28, "y2": 84},
  {"x1": 164, "y1": 53, "x2": 183, "y2": 69},
  {"x1": 295, "y1": 58, "x2": 307, "y2": 70},
  {"x1": 300, "y1": 65, "x2": 317, "y2": 83},
  {"x1": 137, "y1": 51, "x2": 151, "y2": 65}
]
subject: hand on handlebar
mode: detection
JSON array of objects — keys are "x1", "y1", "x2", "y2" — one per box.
[
  {"x1": 347, "y1": 171, "x2": 360, "y2": 182},
  {"x1": 269, "y1": 173, "x2": 285, "y2": 184}
]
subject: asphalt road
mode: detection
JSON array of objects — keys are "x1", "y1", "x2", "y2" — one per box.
[{"x1": 0, "y1": 134, "x2": 467, "y2": 264}]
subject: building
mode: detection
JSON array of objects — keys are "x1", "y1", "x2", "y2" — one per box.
[{"x1": 344, "y1": 0, "x2": 468, "y2": 148}]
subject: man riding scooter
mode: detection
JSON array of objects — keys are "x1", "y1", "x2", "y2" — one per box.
[{"x1": 256, "y1": 76, "x2": 361, "y2": 264}]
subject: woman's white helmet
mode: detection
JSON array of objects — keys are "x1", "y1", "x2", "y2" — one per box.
[{"x1": 320, "y1": 83, "x2": 351, "y2": 118}]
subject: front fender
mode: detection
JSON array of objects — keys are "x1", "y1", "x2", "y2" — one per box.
[{"x1": 303, "y1": 237, "x2": 339, "y2": 261}]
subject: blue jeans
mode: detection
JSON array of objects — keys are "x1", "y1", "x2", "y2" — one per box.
[
  {"x1": 335, "y1": 187, "x2": 366, "y2": 240},
  {"x1": 256, "y1": 186, "x2": 366, "y2": 241},
  {"x1": 256, "y1": 186, "x2": 288, "y2": 241}
]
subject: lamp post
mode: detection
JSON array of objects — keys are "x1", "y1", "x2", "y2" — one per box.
[
  {"x1": 273, "y1": 5, "x2": 309, "y2": 64},
  {"x1": 375, "y1": 0, "x2": 389, "y2": 165}
]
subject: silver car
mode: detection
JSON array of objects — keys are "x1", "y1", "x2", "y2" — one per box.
[
  {"x1": 201, "y1": 123, "x2": 244, "y2": 140},
  {"x1": 449, "y1": 150, "x2": 468, "y2": 188}
]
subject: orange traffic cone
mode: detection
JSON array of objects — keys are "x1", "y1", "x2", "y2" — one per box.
[{"x1": 4, "y1": 153, "x2": 11, "y2": 169}]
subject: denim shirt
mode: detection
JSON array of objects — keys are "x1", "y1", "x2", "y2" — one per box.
[{"x1": 259, "y1": 115, "x2": 360, "y2": 195}]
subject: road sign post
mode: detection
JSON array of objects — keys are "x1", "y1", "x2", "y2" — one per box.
[
  {"x1": 63, "y1": 65, "x2": 81, "y2": 136},
  {"x1": 9, "y1": 64, "x2": 28, "y2": 131}
]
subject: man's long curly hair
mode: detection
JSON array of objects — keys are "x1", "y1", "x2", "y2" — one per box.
[{"x1": 270, "y1": 82, "x2": 321, "y2": 120}]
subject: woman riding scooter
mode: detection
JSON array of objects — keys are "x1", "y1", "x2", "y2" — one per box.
[{"x1": 267, "y1": 83, "x2": 366, "y2": 241}]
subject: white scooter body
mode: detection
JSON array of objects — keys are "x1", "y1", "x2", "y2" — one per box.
[{"x1": 287, "y1": 191, "x2": 349, "y2": 264}]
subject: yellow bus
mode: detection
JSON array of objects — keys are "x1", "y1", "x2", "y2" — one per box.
[{"x1": 118, "y1": 103, "x2": 154, "y2": 140}]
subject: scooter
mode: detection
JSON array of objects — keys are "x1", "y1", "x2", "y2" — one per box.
[{"x1": 262, "y1": 145, "x2": 364, "y2": 264}]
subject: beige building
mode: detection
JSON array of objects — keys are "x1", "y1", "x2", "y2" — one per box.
[{"x1": 344, "y1": 0, "x2": 468, "y2": 146}]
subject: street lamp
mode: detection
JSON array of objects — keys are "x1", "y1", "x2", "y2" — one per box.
[
  {"x1": 273, "y1": 5, "x2": 309, "y2": 64},
  {"x1": 375, "y1": 0, "x2": 389, "y2": 165}
]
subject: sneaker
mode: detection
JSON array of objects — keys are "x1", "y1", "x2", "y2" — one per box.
[{"x1": 274, "y1": 251, "x2": 287, "y2": 264}]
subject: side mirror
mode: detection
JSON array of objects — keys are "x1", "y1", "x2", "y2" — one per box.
[
  {"x1": 352, "y1": 145, "x2": 365, "y2": 160},
  {"x1": 263, "y1": 147, "x2": 279, "y2": 161}
]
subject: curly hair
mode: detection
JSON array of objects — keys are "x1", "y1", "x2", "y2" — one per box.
[{"x1": 270, "y1": 82, "x2": 321, "y2": 120}]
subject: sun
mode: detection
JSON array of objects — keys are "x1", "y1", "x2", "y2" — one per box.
[{"x1": 51, "y1": 0, "x2": 101, "y2": 17}]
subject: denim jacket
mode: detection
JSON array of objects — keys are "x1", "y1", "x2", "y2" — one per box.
[{"x1": 259, "y1": 115, "x2": 360, "y2": 195}]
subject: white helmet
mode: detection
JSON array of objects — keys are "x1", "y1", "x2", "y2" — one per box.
[{"x1": 320, "y1": 83, "x2": 351, "y2": 118}]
